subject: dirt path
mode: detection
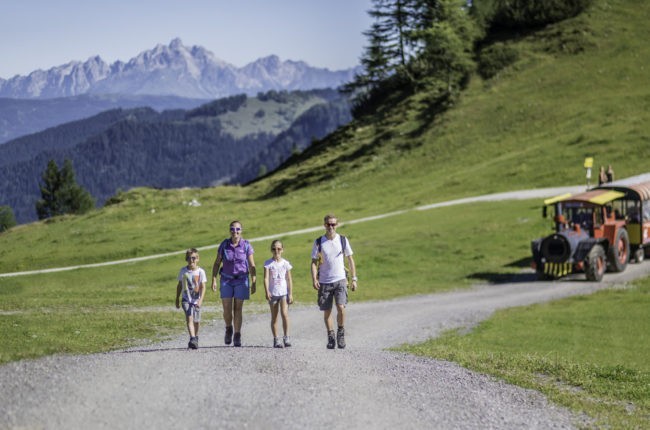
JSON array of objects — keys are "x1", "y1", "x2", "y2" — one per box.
[
  {"x1": 4, "y1": 180, "x2": 649, "y2": 429},
  {"x1": 3, "y1": 262, "x2": 648, "y2": 429}
]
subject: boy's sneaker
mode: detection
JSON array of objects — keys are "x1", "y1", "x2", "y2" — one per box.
[
  {"x1": 327, "y1": 330, "x2": 336, "y2": 349},
  {"x1": 233, "y1": 332, "x2": 242, "y2": 347},
  {"x1": 189, "y1": 336, "x2": 198, "y2": 350},
  {"x1": 224, "y1": 326, "x2": 233, "y2": 345},
  {"x1": 273, "y1": 337, "x2": 283, "y2": 348},
  {"x1": 283, "y1": 336, "x2": 292, "y2": 347},
  {"x1": 337, "y1": 327, "x2": 346, "y2": 349}
]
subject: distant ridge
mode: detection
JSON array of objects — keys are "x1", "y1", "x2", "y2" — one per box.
[{"x1": 0, "y1": 38, "x2": 359, "y2": 99}]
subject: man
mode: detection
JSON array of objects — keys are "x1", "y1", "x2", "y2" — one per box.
[{"x1": 311, "y1": 214, "x2": 358, "y2": 349}]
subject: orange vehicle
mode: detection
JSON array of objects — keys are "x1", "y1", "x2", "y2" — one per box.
[
  {"x1": 531, "y1": 188, "x2": 629, "y2": 281},
  {"x1": 596, "y1": 180, "x2": 650, "y2": 263}
]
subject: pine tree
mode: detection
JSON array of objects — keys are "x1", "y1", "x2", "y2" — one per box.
[
  {"x1": 0, "y1": 206, "x2": 16, "y2": 232},
  {"x1": 36, "y1": 159, "x2": 95, "y2": 220}
]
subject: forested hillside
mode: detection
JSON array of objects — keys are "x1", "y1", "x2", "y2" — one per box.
[
  {"x1": 0, "y1": 94, "x2": 208, "y2": 144},
  {"x1": 0, "y1": 89, "x2": 351, "y2": 223}
]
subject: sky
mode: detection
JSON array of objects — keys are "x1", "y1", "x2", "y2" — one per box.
[{"x1": 0, "y1": 0, "x2": 373, "y2": 79}]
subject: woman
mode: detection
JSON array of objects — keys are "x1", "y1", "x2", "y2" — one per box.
[{"x1": 211, "y1": 220, "x2": 256, "y2": 347}]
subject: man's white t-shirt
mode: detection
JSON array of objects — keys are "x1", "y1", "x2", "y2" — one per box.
[
  {"x1": 311, "y1": 234, "x2": 353, "y2": 284},
  {"x1": 264, "y1": 258, "x2": 293, "y2": 296},
  {"x1": 178, "y1": 266, "x2": 207, "y2": 304}
]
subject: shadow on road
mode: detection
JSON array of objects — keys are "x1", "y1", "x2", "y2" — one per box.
[
  {"x1": 468, "y1": 272, "x2": 538, "y2": 284},
  {"x1": 120, "y1": 345, "x2": 273, "y2": 354}
]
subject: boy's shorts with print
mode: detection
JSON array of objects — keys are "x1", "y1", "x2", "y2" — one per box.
[
  {"x1": 182, "y1": 301, "x2": 201, "y2": 322},
  {"x1": 317, "y1": 280, "x2": 348, "y2": 311},
  {"x1": 220, "y1": 275, "x2": 250, "y2": 300}
]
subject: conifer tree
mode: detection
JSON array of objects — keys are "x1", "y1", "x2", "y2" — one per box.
[
  {"x1": 36, "y1": 159, "x2": 94, "y2": 220},
  {"x1": 0, "y1": 206, "x2": 16, "y2": 232}
]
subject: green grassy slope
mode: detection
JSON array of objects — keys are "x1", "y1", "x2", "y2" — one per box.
[{"x1": 3, "y1": 0, "x2": 647, "y2": 273}]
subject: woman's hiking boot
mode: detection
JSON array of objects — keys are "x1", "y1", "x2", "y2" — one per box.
[
  {"x1": 224, "y1": 326, "x2": 233, "y2": 345},
  {"x1": 233, "y1": 332, "x2": 242, "y2": 347}
]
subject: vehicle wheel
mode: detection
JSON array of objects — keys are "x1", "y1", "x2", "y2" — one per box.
[
  {"x1": 634, "y1": 247, "x2": 644, "y2": 263},
  {"x1": 585, "y1": 245, "x2": 606, "y2": 282},
  {"x1": 607, "y1": 228, "x2": 630, "y2": 272}
]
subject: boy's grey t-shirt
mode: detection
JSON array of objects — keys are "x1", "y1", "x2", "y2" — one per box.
[{"x1": 178, "y1": 266, "x2": 206, "y2": 304}]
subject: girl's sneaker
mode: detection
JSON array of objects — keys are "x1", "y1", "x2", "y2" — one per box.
[
  {"x1": 273, "y1": 337, "x2": 283, "y2": 348},
  {"x1": 283, "y1": 336, "x2": 292, "y2": 347}
]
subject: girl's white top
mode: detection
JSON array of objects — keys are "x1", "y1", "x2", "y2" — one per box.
[{"x1": 264, "y1": 258, "x2": 293, "y2": 296}]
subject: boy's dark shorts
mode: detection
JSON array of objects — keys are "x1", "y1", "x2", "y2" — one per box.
[{"x1": 317, "y1": 280, "x2": 348, "y2": 311}]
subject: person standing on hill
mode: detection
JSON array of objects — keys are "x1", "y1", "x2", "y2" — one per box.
[
  {"x1": 607, "y1": 165, "x2": 615, "y2": 183},
  {"x1": 211, "y1": 220, "x2": 256, "y2": 347},
  {"x1": 175, "y1": 248, "x2": 207, "y2": 350},
  {"x1": 311, "y1": 214, "x2": 357, "y2": 349},
  {"x1": 598, "y1": 166, "x2": 608, "y2": 186}
]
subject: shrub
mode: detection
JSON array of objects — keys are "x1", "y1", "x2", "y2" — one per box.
[
  {"x1": 477, "y1": 42, "x2": 519, "y2": 79},
  {"x1": 475, "y1": 0, "x2": 593, "y2": 30},
  {"x1": 0, "y1": 206, "x2": 16, "y2": 232}
]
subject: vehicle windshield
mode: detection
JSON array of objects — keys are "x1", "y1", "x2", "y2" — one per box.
[{"x1": 560, "y1": 203, "x2": 602, "y2": 230}]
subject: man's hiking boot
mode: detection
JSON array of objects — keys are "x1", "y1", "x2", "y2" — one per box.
[
  {"x1": 233, "y1": 332, "x2": 242, "y2": 347},
  {"x1": 273, "y1": 337, "x2": 283, "y2": 348},
  {"x1": 224, "y1": 326, "x2": 233, "y2": 345},
  {"x1": 188, "y1": 336, "x2": 198, "y2": 350},
  {"x1": 327, "y1": 330, "x2": 336, "y2": 349},
  {"x1": 283, "y1": 336, "x2": 292, "y2": 347},
  {"x1": 337, "y1": 327, "x2": 346, "y2": 349}
]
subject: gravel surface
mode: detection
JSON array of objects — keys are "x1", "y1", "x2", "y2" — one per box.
[
  {"x1": 4, "y1": 262, "x2": 648, "y2": 430},
  {"x1": 6, "y1": 175, "x2": 650, "y2": 430}
]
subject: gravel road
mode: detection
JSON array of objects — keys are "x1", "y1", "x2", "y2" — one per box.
[
  {"x1": 4, "y1": 179, "x2": 650, "y2": 430},
  {"x1": 3, "y1": 262, "x2": 648, "y2": 430}
]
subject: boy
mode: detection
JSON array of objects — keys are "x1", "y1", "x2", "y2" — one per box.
[{"x1": 176, "y1": 248, "x2": 207, "y2": 349}]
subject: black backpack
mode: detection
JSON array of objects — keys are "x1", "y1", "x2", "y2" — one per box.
[{"x1": 314, "y1": 235, "x2": 349, "y2": 280}]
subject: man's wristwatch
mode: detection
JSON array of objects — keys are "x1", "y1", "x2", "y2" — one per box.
[{"x1": 352, "y1": 276, "x2": 358, "y2": 281}]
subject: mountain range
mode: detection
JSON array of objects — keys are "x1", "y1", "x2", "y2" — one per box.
[{"x1": 0, "y1": 38, "x2": 359, "y2": 100}]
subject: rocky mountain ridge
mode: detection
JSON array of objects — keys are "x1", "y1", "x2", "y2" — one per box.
[{"x1": 0, "y1": 38, "x2": 358, "y2": 99}]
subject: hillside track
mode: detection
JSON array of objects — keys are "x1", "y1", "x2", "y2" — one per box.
[
  {"x1": 4, "y1": 181, "x2": 650, "y2": 429},
  {"x1": 4, "y1": 265, "x2": 648, "y2": 429},
  {"x1": 0, "y1": 185, "x2": 587, "y2": 278}
]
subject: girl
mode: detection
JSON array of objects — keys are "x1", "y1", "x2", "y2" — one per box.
[{"x1": 263, "y1": 240, "x2": 294, "y2": 348}]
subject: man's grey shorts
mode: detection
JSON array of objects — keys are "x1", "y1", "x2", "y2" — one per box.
[
  {"x1": 182, "y1": 301, "x2": 201, "y2": 322},
  {"x1": 317, "y1": 280, "x2": 348, "y2": 311}
]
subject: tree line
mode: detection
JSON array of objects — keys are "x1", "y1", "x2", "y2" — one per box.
[{"x1": 345, "y1": 0, "x2": 593, "y2": 116}]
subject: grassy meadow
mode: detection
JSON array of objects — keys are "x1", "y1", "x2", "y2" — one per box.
[
  {"x1": 0, "y1": 199, "x2": 549, "y2": 363},
  {"x1": 401, "y1": 280, "x2": 650, "y2": 429},
  {"x1": 1, "y1": 0, "x2": 649, "y2": 427}
]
